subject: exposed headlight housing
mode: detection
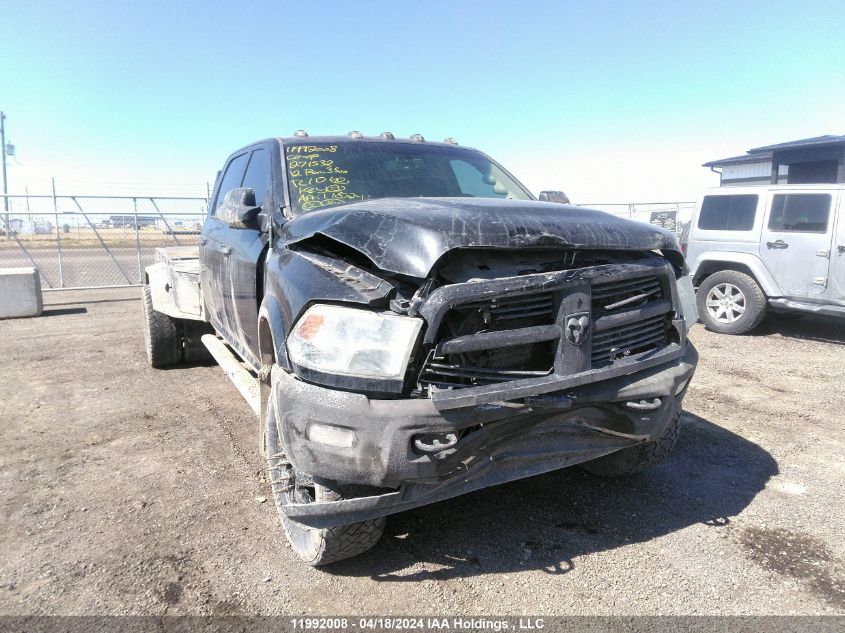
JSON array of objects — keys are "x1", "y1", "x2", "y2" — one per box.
[
  {"x1": 287, "y1": 304, "x2": 423, "y2": 381},
  {"x1": 676, "y1": 275, "x2": 699, "y2": 331}
]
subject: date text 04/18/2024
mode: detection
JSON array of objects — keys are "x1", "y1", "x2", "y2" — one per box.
[{"x1": 290, "y1": 618, "x2": 546, "y2": 631}]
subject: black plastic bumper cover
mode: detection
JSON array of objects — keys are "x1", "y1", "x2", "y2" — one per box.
[{"x1": 276, "y1": 343, "x2": 698, "y2": 528}]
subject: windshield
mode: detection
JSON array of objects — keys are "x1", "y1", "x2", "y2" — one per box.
[{"x1": 284, "y1": 141, "x2": 532, "y2": 213}]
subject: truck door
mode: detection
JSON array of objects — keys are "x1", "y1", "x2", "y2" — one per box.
[
  {"x1": 829, "y1": 192, "x2": 845, "y2": 301},
  {"x1": 201, "y1": 151, "x2": 249, "y2": 338},
  {"x1": 221, "y1": 146, "x2": 272, "y2": 370},
  {"x1": 759, "y1": 192, "x2": 834, "y2": 297}
]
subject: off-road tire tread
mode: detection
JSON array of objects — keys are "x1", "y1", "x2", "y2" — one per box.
[
  {"x1": 141, "y1": 284, "x2": 182, "y2": 368},
  {"x1": 300, "y1": 488, "x2": 386, "y2": 566},
  {"x1": 581, "y1": 412, "x2": 681, "y2": 478},
  {"x1": 697, "y1": 270, "x2": 766, "y2": 335},
  {"x1": 265, "y1": 380, "x2": 385, "y2": 566}
]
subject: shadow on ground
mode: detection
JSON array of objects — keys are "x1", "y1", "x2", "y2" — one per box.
[
  {"x1": 44, "y1": 296, "x2": 138, "y2": 307},
  {"x1": 41, "y1": 307, "x2": 88, "y2": 317},
  {"x1": 753, "y1": 313, "x2": 845, "y2": 346},
  {"x1": 325, "y1": 412, "x2": 777, "y2": 581}
]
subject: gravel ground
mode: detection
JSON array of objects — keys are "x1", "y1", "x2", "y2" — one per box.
[{"x1": 0, "y1": 288, "x2": 843, "y2": 615}]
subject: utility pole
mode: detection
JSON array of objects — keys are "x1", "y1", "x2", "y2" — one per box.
[{"x1": 1, "y1": 111, "x2": 8, "y2": 239}]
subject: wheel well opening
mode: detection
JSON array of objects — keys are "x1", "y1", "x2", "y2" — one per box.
[
  {"x1": 258, "y1": 316, "x2": 275, "y2": 367},
  {"x1": 694, "y1": 261, "x2": 756, "y2": 288}
]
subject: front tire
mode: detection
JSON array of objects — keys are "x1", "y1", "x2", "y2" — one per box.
[
  {"x1": 265, "y1": 371, "x2": 385, "y2": 566},
  {"x1": 696, "y1": 270, "x2": 766, "y2": 334},
  {"x1": 581, "y1": 412, "x2": 681, "y2": 478}
]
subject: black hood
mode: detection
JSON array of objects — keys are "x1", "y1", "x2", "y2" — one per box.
[{"x1": 283, "y1": 197, "x2": 679, "y2": 278}]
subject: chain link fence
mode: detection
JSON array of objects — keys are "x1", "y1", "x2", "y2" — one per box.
[
  {"x1": 579, "y1": 201, "x2": 695, "y2": 242},
  {"x1": 1, "y1": 194, "x2": 208, "y2": 290},
  {"x1": 1, "y1": 194, "x2": 694, "y2": 290}
]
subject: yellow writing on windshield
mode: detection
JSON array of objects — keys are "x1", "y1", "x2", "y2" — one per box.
[{"x1": 285, "y1": 145, "x2": 364, "y2": 211}]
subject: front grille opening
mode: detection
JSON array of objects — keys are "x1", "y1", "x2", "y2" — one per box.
[
  {"x1": 438, "y1": 292, "x2": 556, "y2": 341},
  {"x1": 592, "y1": 276, "x2": 664, "y2": 316},
  {"x1": 456, "y1": 293, "x2": 556, "y2": 329},
  {"x1": 420, "y1": 292, "x2": 557, "y2": 390},
  {"x1": 419, "y1": 341, "x2": 555, "y2": 389},
  {"x1": 591, "y1": 314, "x2": 670, "y2": 367}
]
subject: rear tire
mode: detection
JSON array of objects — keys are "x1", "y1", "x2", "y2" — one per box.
[
  {"x1": 141, "y1": 284, "x2": 182, "y2": 368},
  {"x1": 581, "y1": 412, "x2": 681, "y2": 478},
  {"x1": 696, "y1": 270, "x2": 766, "y2": 334},
  {"x1": 265, "y1": 370, "x2": 385, "y2": 565}
]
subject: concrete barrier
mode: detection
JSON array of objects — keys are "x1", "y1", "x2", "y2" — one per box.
[{"x1": 0, "y1": 268, "x2": 43, "y2": 319}]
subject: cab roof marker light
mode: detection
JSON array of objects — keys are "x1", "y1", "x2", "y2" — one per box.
[
  {"x1": 444, "y1": 137, "x2": 458, "y2": 145},
  {"x1": 410, "y1": 134, "x2": 425, "y2": 142},
  {"x1": 380, "y1": 132, "x2": 395, "y2": 140},
  {"x1": 294, "y1": 129, "x2": 308, "y2": 137},
  {"x1": 348, "y1": 130, "x2": 364, "y2": 139}
]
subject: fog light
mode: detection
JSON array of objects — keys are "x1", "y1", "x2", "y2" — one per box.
[
  {"x1": 307, "y1": 423, "x2": 356, "y2": 448},
  {"x1": 675, "y1": 379, "x2": 690, "y2": 396}
]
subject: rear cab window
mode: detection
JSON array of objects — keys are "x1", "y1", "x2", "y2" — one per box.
[{"x1": 697, "y1": 194, "x2": 759, "y2": 231}]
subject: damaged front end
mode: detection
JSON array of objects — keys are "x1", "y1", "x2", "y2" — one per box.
[{"x1": 269, "y1": 202, "x2": 698, "y2": 528}]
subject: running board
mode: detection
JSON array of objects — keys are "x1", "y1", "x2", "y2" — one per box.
[
  {"x1": 201, "y1": 334, "x2": 260, "y2": 416},
  {"x1": 768, "y1": 298, "x2": 845, "y2": 318}
]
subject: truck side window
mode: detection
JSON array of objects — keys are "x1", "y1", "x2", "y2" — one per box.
[
  {"x1": 241, "y1": 148, "x2": 270, "y2": 209},
  {"x1": 698, "y1": 194, "x2": 757, "y2": 231},
  {"x1": 768, "y1": 194, "x2": 831, "y2": 233},
  {"x1": 212, "y1": 153, "x2": 249, "y2": 215},
  {"x1": 449, "y1": 159, "x2": 516, "y2": 199}
]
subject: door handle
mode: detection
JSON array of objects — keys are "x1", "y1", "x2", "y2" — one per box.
[
  {"x1": 766, "y1": 240, "x2": 789, "y2": 249},
  {"x1": 198, "y1": 237, "x2": 207, "y2": 246},
  {"x1": 838, "y1": 245, "x2": 845, "y2": 255},
  {"x1": 219, "y1": 245, "x2": 232, "y2": 256}
]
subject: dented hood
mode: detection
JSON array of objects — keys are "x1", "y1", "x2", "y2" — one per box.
[{"x1": 283, "y1": 197, "x2": 679, "y2": 278}]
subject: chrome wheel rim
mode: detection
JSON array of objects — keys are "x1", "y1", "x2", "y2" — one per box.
[{"x1": 706, "y1": 283, "x2": 746, "y2": 324}]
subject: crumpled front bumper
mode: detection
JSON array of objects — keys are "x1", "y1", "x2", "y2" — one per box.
[{"x1": 274, "y1": 343, "x2": 698, "y2": 529}]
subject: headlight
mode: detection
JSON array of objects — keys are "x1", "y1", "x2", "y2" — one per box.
[
  {"x1": 676, "y1": 275, "x2": 699, "y2": 331},
  {"x1": 287, "y1": 304, "x2": 423, "y2": 380}
]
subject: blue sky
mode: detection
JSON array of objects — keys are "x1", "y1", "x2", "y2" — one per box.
[{"x1": 2, "y1": 0, "x2": 844, "y2": 201}]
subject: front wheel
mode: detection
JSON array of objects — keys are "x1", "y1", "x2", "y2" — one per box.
[
  {"x1": 696, "y1": 270, "x2": 766, "y2": 334},
  {"x1": 265, "y1": 371, "x2": 385, "y2": 566}
]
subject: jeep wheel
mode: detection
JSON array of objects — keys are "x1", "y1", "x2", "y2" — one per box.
[
  {"x1": 581, "y1": 412, "x2": 681, "y2": 478},
  {"x1": 265, "y1": 370, "x2": 385, "y2": 565},
  {"x1": 697, "y1": 270, "x2": 766, "y2": 334},
  {"x1": 141, "y1": 284, "x2": 183, "y2": 368}
]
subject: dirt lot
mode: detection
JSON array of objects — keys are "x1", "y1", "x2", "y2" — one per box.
[{"x1": 1, "y1": 288, "x2": 843, "y2": 615}]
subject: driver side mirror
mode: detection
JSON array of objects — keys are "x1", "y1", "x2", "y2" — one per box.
[
  {"x1": 218, "y1": 187, "x2": 261, "y2": 229},
  {"x1": 539, "y1": 190, "x2": 571, "y2": 204}
]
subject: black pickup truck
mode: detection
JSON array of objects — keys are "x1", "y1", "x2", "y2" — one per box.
[{"x1": 142, "y1": 132, "x2": 699, "y2": 565}]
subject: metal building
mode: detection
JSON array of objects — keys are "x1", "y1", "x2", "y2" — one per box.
[{"x1": 704, "y1": 135, "x2": 845, "y2": 186}]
